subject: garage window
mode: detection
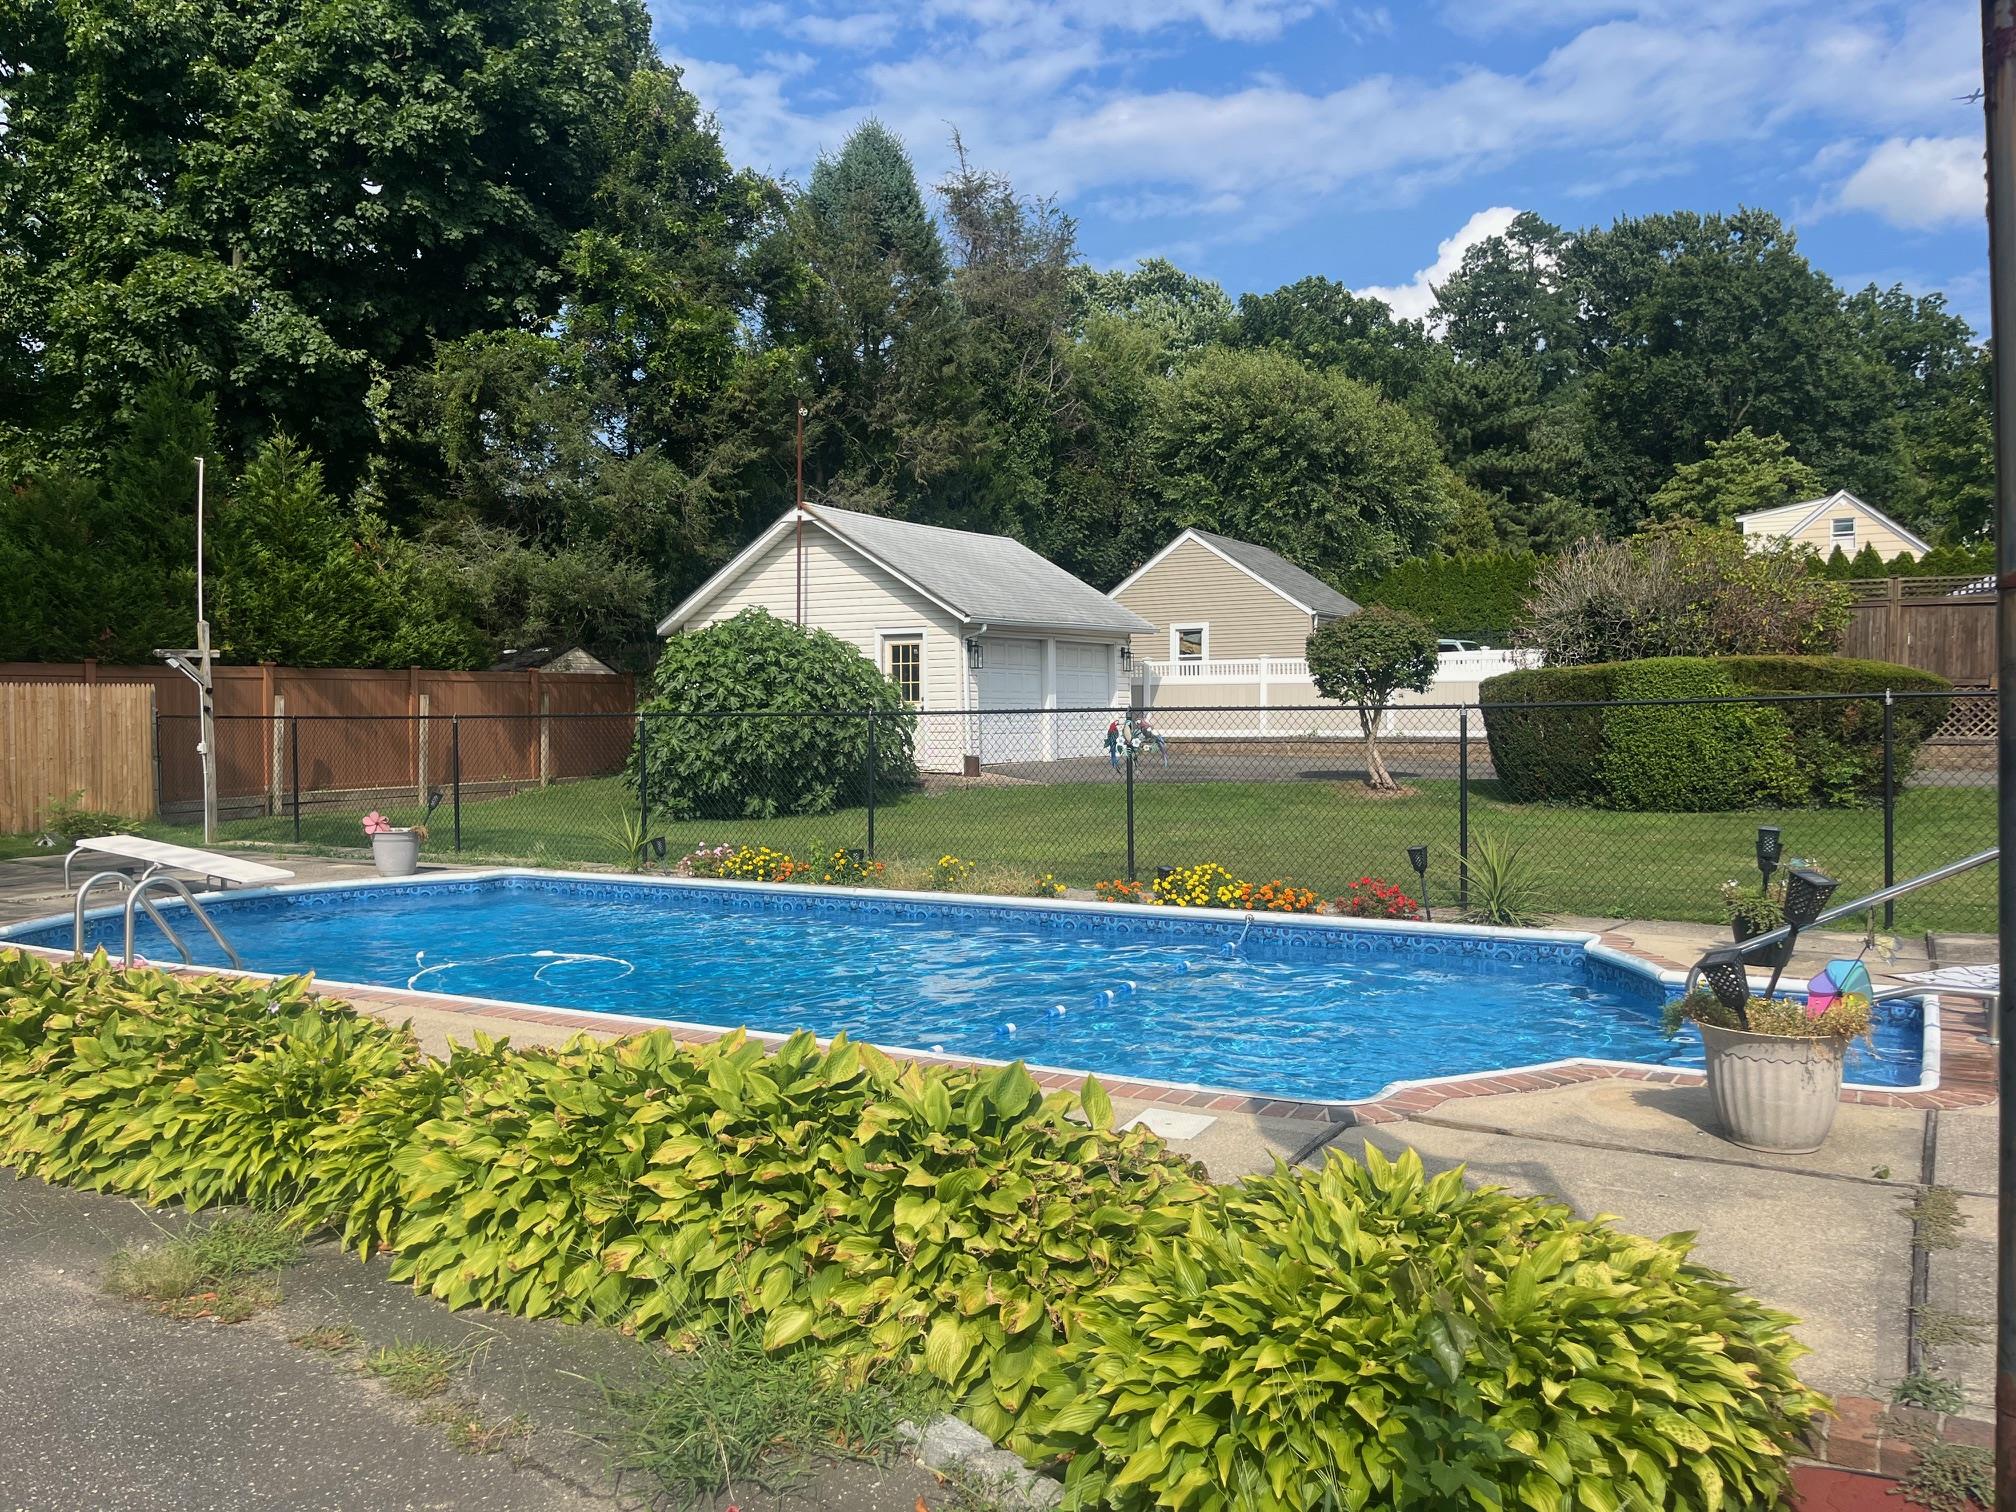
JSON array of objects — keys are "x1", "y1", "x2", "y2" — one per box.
[
  {"x1": 1171, "y1": 624, "x2": 1207, "y2": 662},
  {"x1": 884, "y1": 637, "x2": 922, "y2": 703}
]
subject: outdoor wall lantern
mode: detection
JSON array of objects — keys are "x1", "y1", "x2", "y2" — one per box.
[
  {"x1": 1407, "y1": 844, "x2": 1432, "y2": 921},
  {"x1": 966, "y1": 639, "x2": 984, "y2": 670}
]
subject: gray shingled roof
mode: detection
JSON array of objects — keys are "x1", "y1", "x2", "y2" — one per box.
[
  {"x1": 1189, "y1": 529, "x2": 1360, "y2": 616},
  {"x1": 808, "y1": 505, "x2": 1153, "y2": 634}
]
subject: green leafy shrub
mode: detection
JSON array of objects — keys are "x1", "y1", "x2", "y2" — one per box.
[
  {"x1": 1460, "y1": 832, "x2": 1546, "y2": 927},
  {"x1": 386, "y1": 1030, "x2": 1206, "y2": 1431},
  {"x1": 1021, "y1": 1147, "x2": 1826, "y2": 1511},
  {"x1": 634, "y1": 608, "x2": 918, "y2": 820},
  {"x1": 40, "y1": 789, "x2": 128, "y2": 842},
  {"x1": 1481, "y1": 655, "x2": 1949, "y2": 809},
  {"x1": 0, "y1": 952, "x2": 416, "y2": 1209}
]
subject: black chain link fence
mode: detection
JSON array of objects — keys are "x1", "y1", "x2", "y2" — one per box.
[{"x1": 147, "y1": 691, "x2": 1995, "y2": 934}]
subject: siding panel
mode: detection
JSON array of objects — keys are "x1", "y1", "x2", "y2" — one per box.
[{"x1": 1113, "y1": 539, "x2": 1314, "y2": 661}]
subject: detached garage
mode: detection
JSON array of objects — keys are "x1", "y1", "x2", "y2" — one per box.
[{"x1": 656, "y1": 504, "x2": 1151, "y2": 771}]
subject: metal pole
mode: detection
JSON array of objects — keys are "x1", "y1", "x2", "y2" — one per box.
[
  {"x1": 1882, "y1": 692, "x2": 1896, "y2": 929},
  {"x1": 1125, "y1": 745, "x2": 1136, "y2": 882},
  {"x1": 865, "y1": 711, "x2": 877, "y2": 858},
  {"x1": 451, "y1": 716, "x2": 463, "y2": 852},
  {"x1": 289, "y1": 716, "x2": 301, "y2": 844},
  {"x1": 1458, "y1": 705, "x2": 1471, "y2": 910},
  {"x1": 1978, "y1": 2, "x2": 2016, "y2": 1494},
  {"x1": 637, "y1": 713, "x2": 650, "y2": 833}
]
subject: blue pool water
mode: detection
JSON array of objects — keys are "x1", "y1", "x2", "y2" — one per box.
[{"x1": 15, "y1": 875, "x2": 1926, "y2": 1102}]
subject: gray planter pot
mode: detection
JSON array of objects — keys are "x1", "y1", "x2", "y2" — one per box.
[
  {"x1": 370, "y1": 829, "x2": 421, "y2": 878},
  {"x1": 1699, "y1": 1022, "x2": 1845, "y2": 1154}
]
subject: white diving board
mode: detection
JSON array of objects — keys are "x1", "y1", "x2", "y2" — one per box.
[{"x1": 65, "y1": 835, "x2": 294, "y2": 890}]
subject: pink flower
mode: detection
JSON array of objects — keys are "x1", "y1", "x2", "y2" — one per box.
[{"x1": 361, "y1": 811, "x2": 394, "y2": 835}]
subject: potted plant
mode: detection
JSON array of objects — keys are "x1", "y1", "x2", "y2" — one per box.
[
  {"x1": 1664, "y1": 985, "x2": 1870, "y2": 1154},
  {"x1": 1715, "y1": 866, "x2": 1820, "y2": 972},
  {"x1": 363, "y1": 811, "x2": 425, "y2": 878}
]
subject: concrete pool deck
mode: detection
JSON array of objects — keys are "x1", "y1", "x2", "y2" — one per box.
[{"x1": 0, "y1": 847, "x2": 1999, "y2": 1476}]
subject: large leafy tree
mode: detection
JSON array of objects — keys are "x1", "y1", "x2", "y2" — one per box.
[
  {"x1": 1646, "y1": 428, "x2": 1822, "y2": 527},
  {"x1": 1073, "y1": 258, "x2": 1236, "y2": 367},
  {"x1": 1232, "y1": 277, "x2": 1440, "y2": 402},
  {"x1": 1, "y1": 0, "x2": 656, "y2": 472},
  {"x1": 1146, "y1": 347, "x2": 1453, "y2": 584}
]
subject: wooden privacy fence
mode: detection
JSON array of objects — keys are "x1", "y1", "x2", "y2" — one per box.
[
  {"x1": 0, "y1": 682, "x2": 156, "y2": 831},
  {"x1": 1845, "y1": 577, "x2": 1995, "y2": 686},
  {"x1": 0, "y1": 661, "x2": 637, "y2": 821}
]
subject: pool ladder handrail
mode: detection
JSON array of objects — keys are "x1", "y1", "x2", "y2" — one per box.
[{"x1": 72, "y1": 866, "x2": 243, "y2": 970}]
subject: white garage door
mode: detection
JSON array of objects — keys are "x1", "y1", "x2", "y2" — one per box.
[
  {"x1": 975, "y1": 636, "x2": 1042, "y2": 764},
  {"x1": 1053, "y1": 641, "x2": 1115, "y2": 758}
]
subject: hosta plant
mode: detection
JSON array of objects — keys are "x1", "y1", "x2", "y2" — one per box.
[
  {"x1": 385, "y1": 1028, "x2": 1209, "y2": 1428},
  {"x1": 1020, "y1": 1146, "x2": 1826, "y2": 1512}
]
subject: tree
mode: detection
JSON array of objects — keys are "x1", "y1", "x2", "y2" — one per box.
[
  {"x1": 1646, "y1": 429, "x2": 1822, "y2": 526},
  {"x1": 1305, "y1": 608, "x2": 1439, "y2": 791},
  {"x1": 1, "y1": 0, "x2": 660, "y2": 473},
  {"x1": 1432, "y1": 212, "x2": 1578, "y2": 384},
  {"x1": 210, "y1": 436, "x2": 484, "y2": 667},
  {"x1": 1145, "y1": 347, "x2": 1453, "y2": 584},
  {"x1": 1232, "y1": 277, "x2": 1439, "y2": 401},
  {"x1": 1072, "y1": 258, "x2": 1235, "y2": 366}
]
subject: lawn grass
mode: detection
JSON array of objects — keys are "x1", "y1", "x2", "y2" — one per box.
[{"x1": 141, "y1": 772, "x2": 1997, "y2": 934}]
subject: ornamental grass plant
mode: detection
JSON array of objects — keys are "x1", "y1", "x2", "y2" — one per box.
[{"x1": 0, "y1": 949, "x2": 1829, "y2": 1509}]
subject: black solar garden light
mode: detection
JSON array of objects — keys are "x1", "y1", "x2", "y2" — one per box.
[
  {"x1": 425, "y1": 787, "x2": 445, "y2": 821},
  {"x1": 1695, "y1": 945, "x2": 1756, "y2": 1026},
  {"x1": 1755, "y1": 825, "x2": 1782, "y2": 892},
  {"x1": 1764, "y1": 867, "x2": 1839, "y2": 999},
  {"x1": 649, "y1": 837, "x2": 668, "y2": 862},
  {"x1": 1407, "y1": 844, "x2": 1431, "y2": 921}
]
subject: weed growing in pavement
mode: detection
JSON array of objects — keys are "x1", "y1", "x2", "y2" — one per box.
[
  {"x1": 1914, "y1": 1305, "x2": 1990, "y2": 1353},
  {"x1": 290, "y1": 1324, "x2": 360, "y2": 1353},
  {"x1": 1891, "y1": 1371, "x2": 1967, "y2": 1414},
  {"x1": 105, "y1": 1211, "x2": 302, "y2": 1323},
  {"x1": 364, "y1": 1338, "x2": 476, "y2": 1400},
  {"x1": 1905, "y1": 1186, "x2": 1967, "y2": 1251},
  {"x1": 419, "y1": 1402, "x2": 532, "y2": 1456},
  {"x1": 1891, "y1": 1416, "x2": 1994, "y2": 1512},
  {"x1": 601, "y1": 1329, "x2": 941, "y2": 1506}
]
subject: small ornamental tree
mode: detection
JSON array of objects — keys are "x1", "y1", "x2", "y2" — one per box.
[
  {"x1": 1305, "y1": 607, "x2": 1439, "y2": 791},
  {"x1": 634, "y1": 608, "x2": 917, "y2": 820}
]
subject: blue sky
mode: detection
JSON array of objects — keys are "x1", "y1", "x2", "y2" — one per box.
[{"x1": 652, "y1": 1, "x2": 1987, "y2": 330}]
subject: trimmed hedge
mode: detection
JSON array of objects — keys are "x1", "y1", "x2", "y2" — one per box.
[
  {"x1": 0, "y1": 951, "x2": 1828, "y2": 1509},
  {"x1": 1480, "y1": 655, "x2": 1950, "y2": 810}
]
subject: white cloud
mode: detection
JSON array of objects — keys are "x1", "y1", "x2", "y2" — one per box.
[
  {"x1": 1355, "y1": 206, "x2": 1520, "y2": 320},
  {"x1": 1837, "y1": 136, "x2": 1982, "y2": 230}
]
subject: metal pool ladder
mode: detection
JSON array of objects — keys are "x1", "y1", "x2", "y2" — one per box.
[{"x1": 72, "y1": 867, "x2": 244, "y2": 970}]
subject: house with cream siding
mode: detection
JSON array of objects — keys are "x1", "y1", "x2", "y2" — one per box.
[
  {"x1": 1108, "y1": 528, "x2": 1360, "y2": 664},
  {"x1": 656, "y1": 504, "x2": 1151, "y2": 771},
  {"x1": 1737, "y1": 490, "x2": 1930, "y2": 561}
]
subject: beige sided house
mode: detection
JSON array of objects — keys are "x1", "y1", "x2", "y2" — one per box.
[
  {"x1": 656, "y1": 504, "x2": 1151, "y2": 771},
  {"x1": 1109, "y1": 527, "x2": 1360, "y2": 664},
  {"x1": 1737, "y1": 490, "x2": 1929, "y2": 560}
]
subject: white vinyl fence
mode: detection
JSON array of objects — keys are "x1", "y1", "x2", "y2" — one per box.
[{"x1": 1128, "y1": 650, "x2": 1539, "y2": 738}]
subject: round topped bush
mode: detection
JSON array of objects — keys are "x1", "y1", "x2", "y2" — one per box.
[{"x1": 634, "y1": 607, "x2": 918, "y2": 819}]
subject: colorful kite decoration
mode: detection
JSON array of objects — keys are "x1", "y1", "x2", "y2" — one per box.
[{"x1": 1804, "y1": 958, "x2": 1873, "y2": 1020}]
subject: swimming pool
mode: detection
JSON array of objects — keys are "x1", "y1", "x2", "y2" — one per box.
[{"x1": 11, "y1": 872, "x2": 1929, "y2": 1103}]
